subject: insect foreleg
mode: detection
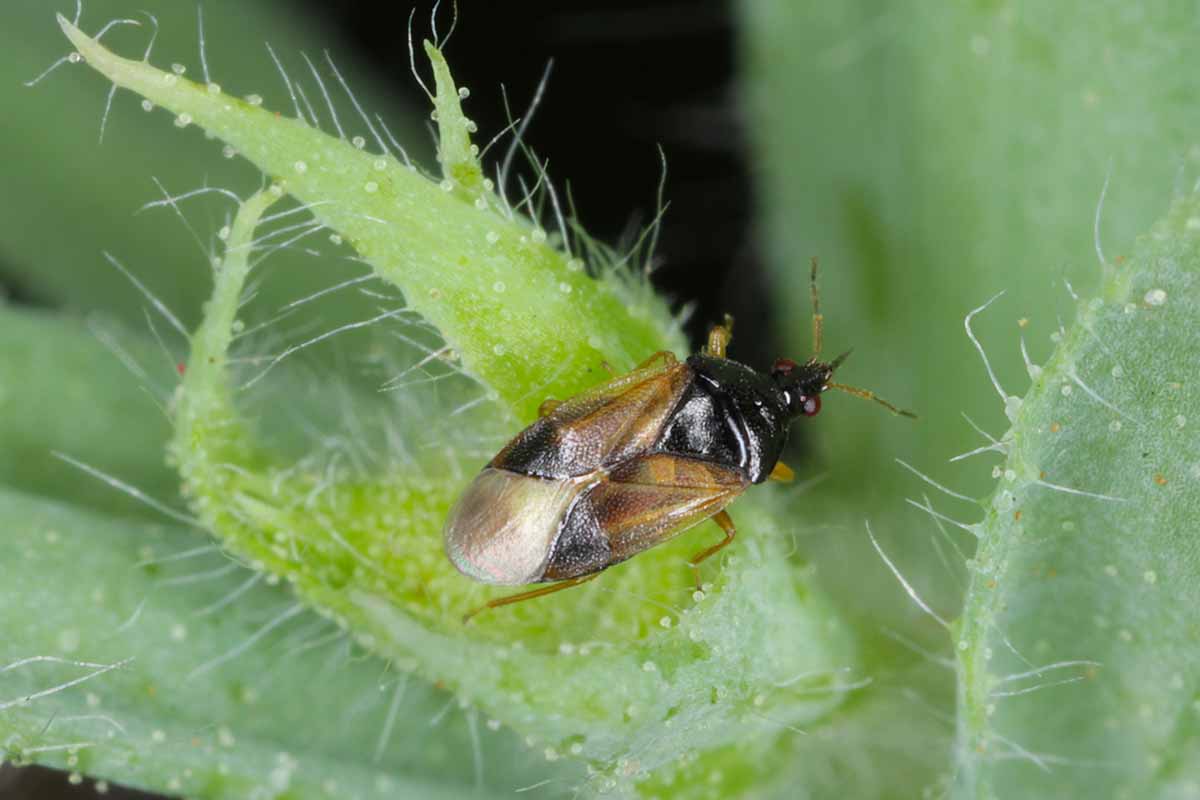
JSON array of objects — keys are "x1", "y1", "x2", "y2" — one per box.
[{"x1": 704, "y1": 315, "x2": 735, "y2": 359}]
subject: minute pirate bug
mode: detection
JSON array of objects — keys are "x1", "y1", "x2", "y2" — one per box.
[{"x1": 444, "y1": 259, "x2": 915, "y2": 622}]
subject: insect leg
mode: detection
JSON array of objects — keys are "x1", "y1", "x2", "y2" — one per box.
[
  {"x1": 537, "y1": 398, "x2": 562, "y2": 417},
  {"x1": 461, "y1": 573, "x2": 600, "y2": 624},
  {"x1": 635, "y1": 350, "x2": 678, "y2": 370},
  {"x1": 688, "y1": 510, "x2": 737, "y2": 590},
  {"x1": 704, "y1": 315, "x2": 735, "y2": 359},
  {"x1": 768, "y1": 461, "x2": 795, "y2": 482}
]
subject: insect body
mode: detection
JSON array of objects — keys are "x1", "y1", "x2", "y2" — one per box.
[{"x1": 445, "y1": 261, "x2": 912, "y2": 620}]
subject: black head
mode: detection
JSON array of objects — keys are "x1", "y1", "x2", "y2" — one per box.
[{"x1": 770, "y1": 352, "x2": 850, "y2": 420}]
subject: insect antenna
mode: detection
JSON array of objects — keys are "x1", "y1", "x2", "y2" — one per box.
[
  {"x1": 810, "y1": 256, "x2": 823, "y2": 357},
  {"x1": 827, "y1": 381, "x2": 917, "y2": 418}
]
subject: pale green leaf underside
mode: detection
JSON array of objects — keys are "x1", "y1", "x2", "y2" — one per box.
[{"x1": 956, "y1": 194, "x2": 1200, "y2": 797}]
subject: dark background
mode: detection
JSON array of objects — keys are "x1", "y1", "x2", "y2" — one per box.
[{"x1": 1, "y1": 1, "x2": 762, "y2": 797}]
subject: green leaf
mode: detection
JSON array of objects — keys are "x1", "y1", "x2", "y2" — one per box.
[
  {"x1": 740, "y1": 3, "x2": 1200, "y2": 798},
  {"x1": 0, "y1": 485, "x2": 574, "y2": 799},
  {"x1": 0, "y1": 308, "x2": 174, "y2": 520},
  {"x1": 957, "y1": 194, "x2": 1200, "y2": 797}
]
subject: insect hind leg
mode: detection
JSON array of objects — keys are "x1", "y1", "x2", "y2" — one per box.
[
  {"x1": 689, "y1": 510, "x2": 736, "y2": 590},
  {"x1": 461, "y1": 573, "x2": 599, "y2": 624}
]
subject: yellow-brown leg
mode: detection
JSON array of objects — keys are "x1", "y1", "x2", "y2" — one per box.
[
  {"x1": 768, "y1": 461, "x2": 795, "y2": 482},
  {"x1": 538, "y1": 398, "x2": 562, "y2": 417},
  {"x1": 461, "y1": 573, "x2": 599, "y2": 624},
  {"x1": 704, "y1": 314, "x2": 735, "y2": 359},
  {"x1": 689, "y1": 510, "x2": 737, "y2": 590},
  {"x1": 636, "y1": 350, "x2": 678, "y2": 370}
]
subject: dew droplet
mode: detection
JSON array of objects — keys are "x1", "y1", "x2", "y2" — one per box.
[
  {"x1": 492, "y1": 281, "x2": 506, "y2": 293},
  {"x1": 1144, "y1": 288, "x2": 1167, "y2": 306},
  {"x1": 531, "y1": 228, "x2": 547, "y2": 243},
  {"x1": 206, "y1": 82, "x2": 221, "y2": 95},
  {"x1": 474, "y1": 196, "x2": 488, "y2": 210},
  {"x1": 482, "y1": 178, "x2": 495, "y2": 191},
  {"x1": 246, "y1": 93, "x2": 263, "y2": 106},
  {"x1": 493, "y1": 344, "x2": 506, "y2": 356},
  {"x1": 642, "y1": 660, "x2": 657, "y2": 672},
  {"x1": 1060, "y1": 383, "x2": 1073, "y2": 397},
  {"x1": 991, "y1": 466, "x2": 1002, "y2": 479},
  {"x1": 67, "y1": 51, "x2": 82, "y2": 63},
  {"x1": 1143, "y1": 569, "x2": 1158, "y2": 585},
  {"x1": 1003, "y1": 469, "x2": 1016, "y2": 482},
  {"x1": 161, "y1": 73, "x2": 178, "y2": 87},
  {"x1": 1104, "y1": 564, "x2": 1118, "y2": 577},
  {"x1": 485, "y1": 231, "x2": 500, "y2": 244},
  {"x1": 217, "y1": 225, "x2": 231, "y2": 241},
  {"x1": 464, "y1": 119, "x2": 478, "y2": 133},
  {"x1": 293, "y1": 160, "x2": 308, "y2": 174},
  {"x1": 174, "y1": 113, "x2": 192, "y2": 128},
  {"x1": 1175, "y1": 415, "x2": 1187, "y2": 428},
  {"x1": 329, "y1": 233, "x2": 343, "y2": 245},
  {"x1": 169, "y1": 63, "x2": 186, "y2": 76},
  {"x1": 658, "y1": 616, "x2": 672, "y2": 629},
  {"x1": 559, "y1": 282, "x2": 572, "y2": 294},
  {"x1": 458, "y1": 86, "x2": 471, "y2": 99},
  {"x1": 469, "y1": 143, "x2": 480, "y2": 156},
  {"x1": 1111, "y1": 365, "x2": 1124, "y2": 378},
  {"x1": 68, "y1": 772, "x2": 83, "y2": 785},
  {"x1": 141, "y1": 99, "x2": 154, "y2": 112},
  {"x1": 351, "y1": 135, "x2": 366, "y2": 149},
  {"x1": 363, "y1": 181, "x2": 378, "y2": 193},
  {"x1": 440, "y1": 179, "x2": 454, "y2": 192},
  {"x1": 486, "y1": 718, "x2": 501, "y2": 731},
  {"x1": 222, "y1": 145, "x2": 237, "y2": 159},
  {"x1": 1109, "y1": 420, "x2": 1122, "y2": 432},
  {"x1": 567, "y1": 258, "x2": 584, "y2": 272},
  {"x1": 428, "y1": 288, "x2": 442, "y2": 300}
]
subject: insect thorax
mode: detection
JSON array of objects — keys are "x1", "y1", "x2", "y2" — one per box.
[{"x1": 655, "y1": 356, "x2": 790, "y2": 483}]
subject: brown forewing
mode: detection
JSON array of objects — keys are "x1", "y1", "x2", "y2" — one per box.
[
  {"x1": 491, "y1": 361, "x2": 693, "y2": 478},
  {"x1": 587, "y1": 454, "x2": 748, "y2": 564}
]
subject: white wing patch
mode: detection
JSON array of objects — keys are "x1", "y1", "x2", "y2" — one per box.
[{"x1": 443, "y1": 468, "x2": 585, "y2": 585}]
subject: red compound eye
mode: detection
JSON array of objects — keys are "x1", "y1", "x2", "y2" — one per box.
[{"x1": 802, "y1": 395, "x2": 821, "y2": 417}]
